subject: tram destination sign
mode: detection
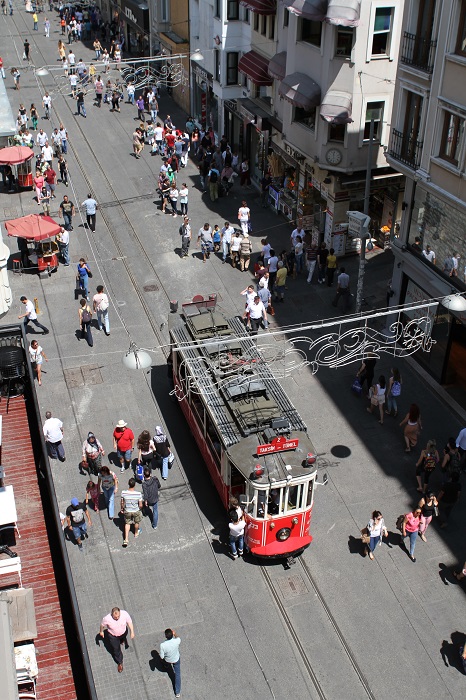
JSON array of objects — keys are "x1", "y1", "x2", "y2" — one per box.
[{"x1": 256, "y1": 437, "x2": 299, "y2": 455}]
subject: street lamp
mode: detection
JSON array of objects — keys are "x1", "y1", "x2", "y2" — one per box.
[
  {"x1": 191, "y1": 49, "x2": 204, "y2": 61},
  {"x1": 442, "y1": 294, "x2": 466, "y2": 312},
  {"x1": 35, "y1": 67, "x2": 50, "y2": 76},
  {"x1": 122, "y1": 342, "x2": 152, "y2": 370}
]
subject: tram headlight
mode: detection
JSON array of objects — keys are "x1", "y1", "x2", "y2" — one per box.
[
  {"x1": 276, "y1": 527, "x2": 291, "y2": 541},
  {"x1": 269, "y1": 522, "x2": 275, "y2": 529}
]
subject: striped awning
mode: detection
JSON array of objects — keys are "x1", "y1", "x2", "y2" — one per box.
[
  {"x1": 267, "y1": 51, "x2": 287, "y2": 81},
  {"x1": 320, "y1": 90, "x2": 353, "y2": 124},
  {"x1": 279, "y1": 72, "x2": 321, "y2": 111},
  {"x1": 281, "y1": 0, "x2": 328, "y2": 21},
  {"x1": 325, "y1": 0, "x2": 360, "y2": 26},
  {"x1": 240, "y1": 0, "x2": 277, "y2": 14},
  {"x1": 238, "y1": 51, "x2": 273, "y2": 86}
]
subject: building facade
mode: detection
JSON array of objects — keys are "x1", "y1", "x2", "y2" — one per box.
[
  {"x1": 190, "y1": 0, "x2": 405, "y2": 254},
  {"x1": 387, "y1": 0, "x2": 466, "y2": 404}
]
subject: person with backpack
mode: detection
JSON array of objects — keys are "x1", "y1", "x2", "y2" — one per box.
[
  {"x1": 93, "y1": 285, "x2": 110, "y2": 335},
  {"x1": 441, "y1": 437, "x2": 462, "y2": 474},
  {"x1": 78, "y1": 298, "x2": 93, "y2": 347},
  {"x1": 153, "y1": 426, "x2": 172, "y2": 480},
  {"x1": 141, "y1": 467, "x2": 161, "y2": 529},
  {"x1": 82, "y1": 432, "x2": 105, "y2": 475},
  {"x1": 66, "y1": 497, "x2": 92, "y2": 551},
  {"x1": 385, "y1": 367, "x2": 402, "y2": 417},
  {"x1": 415, "y1": 439, "x2": 439, "y2": 493}
]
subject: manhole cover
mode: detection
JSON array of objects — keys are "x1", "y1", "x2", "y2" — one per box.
[
  {"x1": 143, "y1": 284, "x2": 159, "y2": 292},
  {"x1": 64, "y1": 365, "x2": 103, "y2": 388},
  {"x1": 276, "y1": 574, "x2": 309, "y2": 599}
]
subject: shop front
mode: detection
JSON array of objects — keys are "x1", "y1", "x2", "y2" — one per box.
[
  {"x1": 223, "y1": 100, "x2": 243, "y2": 155},
  {"x1": 236, "y1": 100, "x2": 272, "y2": 185},
  {"x1": 114, "y1": 0, "x2": 150, "y2": 56},
  {"x1": 192, "y1": 64, "x2": 218, "y2": 135}
]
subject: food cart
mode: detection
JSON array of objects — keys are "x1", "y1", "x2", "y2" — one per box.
[
  {"x1": 0, "y1": 146, "x2": 34, "y2": 190},
  {"x1": 5, "y1": 214, "x2": 61, "y2": 276}
]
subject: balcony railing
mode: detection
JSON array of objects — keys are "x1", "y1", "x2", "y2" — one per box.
[
  {"x1": 389, "y1": 128, "x2": 423, "y2": 169},
  {"x1": 400, "y1": 31, "x2": 437, "y2": 74}
]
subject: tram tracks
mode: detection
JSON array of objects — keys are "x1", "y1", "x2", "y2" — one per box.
[{"x1": 260, "y1": 556, "x2": 376, "y2": 700}]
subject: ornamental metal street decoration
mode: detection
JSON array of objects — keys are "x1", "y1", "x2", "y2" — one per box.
[
  {"x1": 120, "y1": 60, "x2": 188, "y2": 89},
  {"x1": 171, "y1": 311, "x2": 437, "y2": 401}
]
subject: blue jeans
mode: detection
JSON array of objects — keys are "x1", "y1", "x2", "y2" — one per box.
[
  {"x1": 97, "y1": 309, "x2": 110, "y2": 333},
  {"x1": 295, "y1": 254, "x2": 304, "y2": 274},
  {"x1": 58, "y1": 242, "x2": 70, "y2": 265},
  {"x1": 147, "y1": 501, "x2": 158, "y2": 528},
  {"x1": 47, "y1": 440, "x2": 65, "y2": 461},
  {"x1": 72, "y1": 521, "x2": 87, "y2": 541},
  {"x1": 369, "y1": 535, "x2": 380, "y2": 553},
  {"x1": 405, "y1": 530, "x2": 417, "y2": 557},
  {"x1": 386, "y1": 394, "x2": 398, "y2": 414},
  {"x1": 77, "y1": 101, "x2": 86, "y2": 117},
  {"x1": 230, "y1": 534, "x2": 244, "y2": 556},
  {"x1": 79, "y1": 274, "x2": 88, "y2": 298},
  {"x1": 165, "y1": 658, "x2": 181, "y2": 696},
  {"x1": 61, "y1": 139, "x2": 68, "y2": 154},
  {"x1": 102, "y1": 487, "x2": 115, "y2": 518},
  {"x1": 160, "y1": 456, "x2": 169, "y2": 479}
]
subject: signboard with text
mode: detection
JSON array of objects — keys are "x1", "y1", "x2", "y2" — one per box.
[{"x1": 256, "y1": 437, "x2": 299, "y2": 456}]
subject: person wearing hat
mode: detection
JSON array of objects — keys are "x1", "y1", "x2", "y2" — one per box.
[
  {"x1": 66, "y1": 497, "x2": 92, "y2": 551},
  {"x1": 113, "y1": 420, "x2": 135, "y2": 473}
]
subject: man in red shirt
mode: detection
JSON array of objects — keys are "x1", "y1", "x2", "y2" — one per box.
[
  {"x1": 113, "y1": 419, "x2": 135, "y2": 473},
  {"x1": 44, "y1": 163, "x2": 57, "y2": 198},
  {"x1": 99, "y1": 607, "x2": 134, "y2": 673},
  {"x1": 165, "y1": 129, "x2": 175, "y2": 156}
]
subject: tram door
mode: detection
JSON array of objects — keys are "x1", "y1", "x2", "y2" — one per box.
[{"x1": 229, "y1": 462, "x2": 247, "y2": 499}]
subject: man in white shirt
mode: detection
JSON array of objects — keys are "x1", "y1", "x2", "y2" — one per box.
[
  {"x1": 68, "y1": 50, "x2": 76, "y2": 73},
  {"x1": 230, "y1": 230, "x2": 242, "y2": 268},
  {"x1": 247, "y1": 296, "x2": 267, "y2": 335},
  {"x1": 291, "y1": 224, "x2": 305, "y2": 249},
  {"x1": 56, "y1": 227, "x2": 70, "y2": 266},
  {"x1": 332, "y1": 267, "x2": 351, "y2": 312},
  {"x1": 42, "y1": 92, "x2": 52, "y2": 118},
  {"x1": 160, "y1": 629, "x2": 181, "y2": 698},
  {"x1": 36, "y1": 129, "x2": 48, "y2": 148},
  {"x1": 93, "y1": 284, "x2": 110, "y2": 335},
  {"x1": 238, "y1": 200, "x2": 250, "y2": 235},
  {"x1": 154, "y1": 122, "x2": 164, "y2": 154},
  {"x1": 422, "y1": 245, "x2": 436, "y2": 264},
  {"x1": 43, "y1": 411, "x2": 66, "y2": 461},
  {"x1": 42, "y1": 141, "x2": 54, "y2": 166},
  {"x1": 18, "y1": 295, "x2": 49, "y2": 333},
  {"x1": 221, "y1": 221, "x2": 234, "y2": 264}
]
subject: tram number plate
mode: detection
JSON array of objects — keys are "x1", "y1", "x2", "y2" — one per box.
[{"x1": 257, "y1": 438, "x2": 299, "y2": 455}]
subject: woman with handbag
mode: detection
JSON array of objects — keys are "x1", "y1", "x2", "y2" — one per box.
[
  {"x1": 415, "y1": 439, "x2": 439, "y2": 493},
  {"x1": 362, "y1": 510, "x2": 388, "y2": 560},
  {"x1": 77, "y1": 257, "x2": 91, "y2": 300},
  {"x1": 82, "y1": 432, "x2": 105, "y2": 475},
  {"x1": 366, "y1": 375, "x2": 386, "y2": 424},
  {"x1": 153, "y1": 426, "x2": 172, "y2": 480},
  {"x1": 137, "y1": 430, "x2": 156, "y2": 466},
  {"x1": 418, "y1": 491, "x2": 438, "y2": 542},
  {"x1": 78, "y1": 298, "x2": 93, "y2": 347},
  {"x1": 385, "y1": 367, "x2": 402, "y2": 417}
]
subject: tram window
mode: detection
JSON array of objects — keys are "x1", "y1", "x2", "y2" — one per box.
[
  {"x1": 256, "y1": 490, "x2": 267, "y2": 518},
  {"x1": 206, "y1": 413, "x2": 221, "y2": 470},
  {"x1": 306, "y1": 480, "x2": 314, "y2": 507},
  {"x1": 267, "y1": 488, "x2": 280, "y2": 515},
  {"x1": 286, "y1": 484, "x2": 302, "y2": 513},
  {"x1": 191, "y1": 393, "x2": 205, "y2": 429},
  {"x1": 230, "y1": 464, "x2": 245, "y2": 489}
]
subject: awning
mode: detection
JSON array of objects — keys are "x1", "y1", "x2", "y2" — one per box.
[
  {"x1": 281, "y1": 0, "x2": 328, "y2": 21},
  {"x1": 268, "y1": 51, "x2": 287, "y2": 81},
  {"x1": 5, "y1": 215, "x2": 62, "y2": 241},
  {"x1": 0, "y1": 146, "x2": 34, "y2": 166},
  {"x1": 279, "y1": 72, "x2": 321, "y2": 111},
  {"x1": 320, "y1": 90, "x2": 353, "y2": 124},
  {"x1": 325, "y1": 0, "x2": 360, "y2": 26},
  {"x1": 238, "y1": 51, "x2": 273, "y2": 86},
  {"x1": 240, "y1": 0, "x2": 277, "y2": 14}
]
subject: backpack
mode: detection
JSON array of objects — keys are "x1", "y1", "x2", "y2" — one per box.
[
  {"x1": 391, "y1": 380, "x2": 401, "y2": 397},
  {"x1": 135, "y1": 462, "x2": 144, "y2": 482},
  {"x1": 396, "y1": 514, "x2": 405, "y2": 532},
  {"x1": 71, "y1": 507, "x2": 84, "y2": 523},
  {"x1": 82, "y1": 309, "x2": 91, "y2": 323},
  {"x1": 209, "y1": 170, "x2": 218, "y2": 183},
  {"x1": 423, "y1": 452, "x2": 437, "y2": 472}
]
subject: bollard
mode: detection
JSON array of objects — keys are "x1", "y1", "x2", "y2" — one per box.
[
  {"x1": 170, "y1": 300, "x2": 178, "y2": 313},
  {"x1": 34, "y1": 297, "x2": 39, "y2": 314}
]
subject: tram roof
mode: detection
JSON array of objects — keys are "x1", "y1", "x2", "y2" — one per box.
[
  {"x1": 170, "y1": 315, "x2": 308, "y2": 449},
  {"x1": 0, "y1": 77, "x2": 17, "y2": 140}
]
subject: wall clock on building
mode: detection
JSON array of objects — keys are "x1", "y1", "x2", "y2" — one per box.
[{"x1": 326, "y1": 148, "x2": 342, "y2": 165}]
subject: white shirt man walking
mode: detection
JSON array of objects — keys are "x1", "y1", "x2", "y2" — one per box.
[{"x1": 43, "y1": 411, "x2": 65, "y2": 461}]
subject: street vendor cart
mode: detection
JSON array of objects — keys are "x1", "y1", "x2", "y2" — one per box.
[
  {"x1": 5, "y1": 214, "x2": 61, "y2": 276},
  {"x1": 0, "y1": 146, "x2": 34, "y2": 190}
]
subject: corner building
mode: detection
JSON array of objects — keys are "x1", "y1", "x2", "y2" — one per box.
[{"x1": 387, "y1": 0, "x2": 466, "y2": 408}]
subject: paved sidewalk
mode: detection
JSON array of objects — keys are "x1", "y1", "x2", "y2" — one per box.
[{"x1": 1, "y1": 10, "x2": 466, "y2": 700}]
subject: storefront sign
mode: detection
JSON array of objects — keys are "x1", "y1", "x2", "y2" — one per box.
[
  {"x1": 270, "y1": 141, "x2": 297, "y2": 167},
  {"x1": 404, "y1": 280, "x2": 438, "y2": 333},
  {"x1": 333, "y1": 223, "x2": 348, "y2": 233},
  {"x1": 284, "y1": 142, "x2": 305, "y2": 162},
  {"x1": 193, "y1": 64, "x2": 212, "y2": 86},
  {"x1": 324, "y1": 208, "x2": 333, "y2": 241},
  {"x1": 332, "y1": 233, "x2": 345, "y2": 256},
  {"x1": 256, "y1": 437, "x2": 299, "y2": 455},
  {"x1": 224, "y1": 100, "x2": 238, "y2": 112},
  {"x1": 268, "y1": 187, "x2": 280, "y2": 207},
  {"x1": 320, "y1": 184, "x2": 329, "y2": 200},
  {"x1": 311, "y1": 176, "x2": 321, "y2": 192},
  {"x1": 301, "y1": 215, "x2": 314, "y2": 229},
  {"x1": 238, "y1": 103, "x2": 256, "y2": 122},
  {"x1": 121, "y1": 0, "x2": 149, "y2": 32}
]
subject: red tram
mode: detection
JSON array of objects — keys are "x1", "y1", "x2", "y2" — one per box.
[{"x1": 169, "y1": 299, "x2": 321, "y2": 560}]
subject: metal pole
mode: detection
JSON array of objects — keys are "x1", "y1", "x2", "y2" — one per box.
[{"x1": 356, "y1": 117, "x2": 374, "y2": 313}]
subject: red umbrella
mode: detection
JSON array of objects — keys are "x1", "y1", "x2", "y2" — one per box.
[
  {"x1": 0, "y1": 146, "x2": 34, "y2": 166},
  {"x1": 5, "y1": 214, "x2": 62, "y2": 241}
]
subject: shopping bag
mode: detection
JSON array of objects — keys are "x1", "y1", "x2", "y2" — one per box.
[{"x1": 351, "y1": 377, "x2": 362, "y2": 396}]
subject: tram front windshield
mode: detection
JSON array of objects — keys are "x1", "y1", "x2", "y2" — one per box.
[{"x1": 252, "y1": 480, "x2": 314, "y2": 518}]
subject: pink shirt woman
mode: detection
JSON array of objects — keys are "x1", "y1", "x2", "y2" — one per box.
[{"x1": 33, "y1": 171, "x2": 44, "y2": 201}]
